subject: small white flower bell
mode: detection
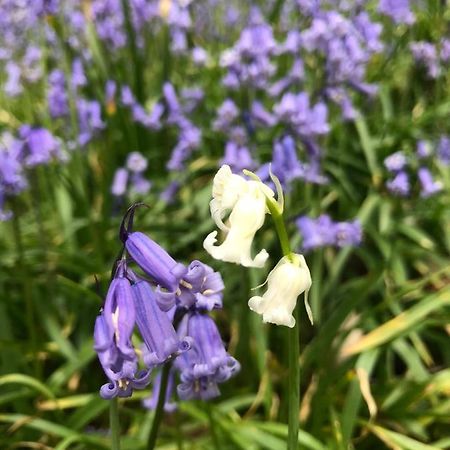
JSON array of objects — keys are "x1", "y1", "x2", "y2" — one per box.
[
  {"x1": 204, "y1": 165, "x2": 273, "y2": 268},
  {"x1": 248, "y1": 254, "x2": 313, "y2": 327}
]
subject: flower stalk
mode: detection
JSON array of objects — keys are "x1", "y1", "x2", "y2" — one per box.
[
  {"x1": 264, "y1": 188, "x2": 300, "y2": 449},
  {"x1": 147, "y1": 362, "x2": 172, "y2": 450},
  {"x1": 110, "y1": 397, "x2": 121, "y2": 450}
]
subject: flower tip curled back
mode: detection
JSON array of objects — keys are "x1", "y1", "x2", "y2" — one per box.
[{"x1": 248, "y1": 254, "x2": 312, "y2": 327}]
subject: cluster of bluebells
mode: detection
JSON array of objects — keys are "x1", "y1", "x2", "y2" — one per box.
[
  {"x1": 384, "y1": 138, "x2": 448, "y2": 198},
  {"x1": 378, "y1": 0, "x2": 415, "y2": 25},
  {"x1": 94, "y1": 206, "x2": 239, "y2": 401},
  {"x1": 410, "y1": 39, "x2": 450, "y2": 79},
  {"x1": 119, "y1": 82, "x2": 202, "y2": 174},
  {"x1": 0, "y1": 127, "x2": 64, "y2": 220},
  {"x1": 213, "y1": 2, "x2": 385, "y2": 192},
  {"x1": 296, "y1": 215, "x2": 362, "y2": 252}
]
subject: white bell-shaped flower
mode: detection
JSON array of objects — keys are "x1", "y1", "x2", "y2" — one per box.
[
  {"x1": 209, "y1": 164, "x2": 248, "y2": 231},
  {"x1": 204, "y1": 165, "x2": 274, "y2": 267},
  {"x1": 204, "y1": 192, "x2": 267, "y2": 267},
  {"x1": 248, "y1": 254, "x2": 312, "y2": 327}
]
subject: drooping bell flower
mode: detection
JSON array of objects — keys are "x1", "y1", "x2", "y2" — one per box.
[
  {"x1": 418, "y1": 167, "x2": 443, "y2": 198},
  {"x1": 248, "y1": 254, "x2": 313, "y2": 327},
  {"x1": 176, "y1": 260, "x2": 224, "y2": 311},
  {"x1": 132, "y1": 280, "x2": 190, "y2": 367},
  {"x1": 94, "y1": 313, "x2": 151, "y2": 399},
  {"x1": 94, "y1": 261, "x2": 151, "y2": 399},
  {"x1": 101, "y1": 261, "x2": 136, "y2": 360},
  {"x1": 125, "y1": 231, "x2": 185, "y2": 291},
  {"x1": 174, "y1": 313, "x2": 240, "y2": 401},
  {"x1": 204, "y1": 165, "x2": 273, "y2": 268}
]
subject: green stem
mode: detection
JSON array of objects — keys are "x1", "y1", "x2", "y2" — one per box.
[
  {"x1": 147, "y1": 363, "x2": 172, "y2": 450},
  {"x1": 287, "y1": 306, "x2": 300, "y2": 450},
  {"x1": 265, "y1": 197, "x2": 300, "y2": 448},
  {"x1": 110, "y1": 397, "x2": 121, "y2": 450},
  {"x1": 265, "y1": 201, "x2": 292, "y2": 260}
]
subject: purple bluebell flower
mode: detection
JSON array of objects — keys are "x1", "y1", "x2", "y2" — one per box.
[
  {"x1": 386, "y1": 171, "x2": 410, "y2": 196},
  {"x1": 77, "y1": 99, "x2": 105, "y2": 146},
  {"x1": 102, "y1": 263, "x2": 136, "y2": 360},
  {"x1": 175, "y1": 260, "x2": 224, "y2": 311},
  {"x1": 125, "y1": 231, "x2": 185, "y2": 292},
  {"x1": 410, "y1": 42, "x2": 440, "y2": 78},
  {"x1": 94, "y1": 261, "x2": 152, "y2": 399},
  {"x1": 437, "y1": 136, "x2": 450, "y2": 165},
  {"x1": 296, "y1": 215, "x2": 336, "y2": 251},
  {"x1": 416, "y1": 141, "x2": 432, "y2": 159},
  {"x1": 163, "y1": 82, "x2": 182, "y2": 123},
  {"x1": 219, "y1": 7, "x2": 277, "y2": 90},
  {"x1": 384, "y1": 151, "x2": 407, "y2": 172},
  {"x1": 251, "y1": 101, "x2": 276, "y2": 127},
  {"x1": 94, "y1": 313, "x2": 151, "y2": 399},
  {"x1": 180, "y1": 87, "x2": 204, "y2": 111},
  {"x1": 378, "y1": 0, "x2": 415, "y2": 25},
  {"x1": 213, "y1": 99, "x2": 239, "y2": 131},
  {"x1": 130, "y1": 173, "x2": 152, "y2": 195},
  {"x1": 175, "y1": 312, "x2": 240, "y2": 401},
  {"x1": 296, "y1": 214, "x2": 362, "y2": 250},
  {"x1": 220, "y1": 141, "x2": 256, "y2": 174},
  {"x1": 71, "y1": 58, "x2": 87, "y2": 89},
  {"x1": 22, "y1": 45, "x2": 42, "y2": 83},
  {"x1": 132, "y1": 280, "x2": 190, "y2": 367},
  {"x1": 326, "y1": 87, "x2": 357, "y2": 121},
  {"x1": 111, "y1": 168, "x2": 128, "y2": 196},
  {"x1": 91, "y1": 0, "x2": 126, "y2": 49},
  {"x1": 441, "y1": 39, "x2": 450, "y2": 63},
  {"x1": 126, "y1": 152, "x2": 148, "y2": 173},
  {"x1": 19, "y1": 126, "x2": 63, "y2": 167},
  {"x1": 274, "y1": 92, "x2": 329, "y2": 137},
  {"x1": 4, "y1": 62, "x2": 22, "y2": 97},
  {"x1": 0, "y1": 132, "x2": 27, "y2": 194},
  {"x1": 167, "y1": 124, "x2": 201, "y2": 171},
  {"x1": 334, "y1": 221, "x2": 362, "y2": 248},
  {"x1": 417, "y1": 167, "x2": 442, "y2": 198},
  {"x1": 192, "y1": 47, "x2": 208, "y2": 66},
  {"x1": 259, "y1": 135, "x2": 304, "y2": 190},
  {"x1": 121, "y1": 85, "x2": 135, "y2": 107},
  {"x1": 48, "y1": 70, "x2": 68, "y2": 118},
  {"x1": 160, "y1": 181, "x2": 180, "y2": 204}
]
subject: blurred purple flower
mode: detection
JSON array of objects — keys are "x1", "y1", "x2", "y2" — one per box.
[
  {"x1": 386, "y1": 171, "x2": 410, "y2": 197},
  {"x1": 384, "y1": 151, "x2": 407, "y2": 172},
  {"x1": 19, "y1": 126, "x2": 64, "y2": 167},
  {"x1": 296, "y1": 215, "x2": 336, "y2": 251},
  {"x1": 437, "y1": 136, "x2": 450, "y2": 165},
  {"x1": 48, "y1": 70, "x2": 69, "y2": 118},
  {"x1": 334, "y1": 221, "x2": 362, "y2": 248},
  {"x1": 5, "y1": 62, "x2": 22, "y2": 97},
  {"x1": 111, "y1": 168, "x2": 129, "y2": 197},
  {"x1": 417, "y1": 167, "x2": 442, "y2": 198},
  {"x1": 126, "y1": 151, "x2": 148, "y2": 173},
  {"x1": 410, "y1": 42, "x2": 440, "y2": 78},
  {"x1": 378, "y1": 0, "x2": 415, "y2": 25},
  {"x1": 220, "y1": 141, "x2": 256, "y2": 174}
]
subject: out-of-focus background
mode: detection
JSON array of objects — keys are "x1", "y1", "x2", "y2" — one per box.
[{"x1": 0, "y1": 0, "x2": 449, "y2": 448}]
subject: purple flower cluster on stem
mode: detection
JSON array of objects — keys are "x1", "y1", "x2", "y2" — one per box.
[{"x1": 94, "y1": 205, "x2": 239, "y2": 403}]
